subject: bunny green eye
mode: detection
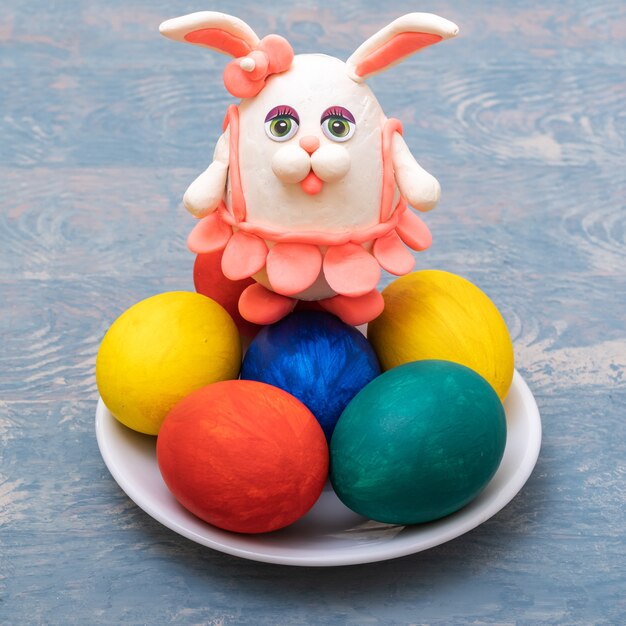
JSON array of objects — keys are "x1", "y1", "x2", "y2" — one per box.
[
  {"x1": 323, "y1": 117, "x2": 351, "y2": 139},
  {"x1": 321, "y1": 106, "x2": 356, "y2": 142},
  {"x1": 264, "y1": 105, "x2": 300, "y2": 142},
  {"x1": 269, "y1": 117, "x2": 294, "y2": 138}
]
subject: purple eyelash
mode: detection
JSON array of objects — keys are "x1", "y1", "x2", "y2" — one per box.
[
  {"x1": 265, "y1": 105, "x2": 300, "y2": 123},
  {"x1": 320, "y1": 106, "x2": 355, "y2": 123}
]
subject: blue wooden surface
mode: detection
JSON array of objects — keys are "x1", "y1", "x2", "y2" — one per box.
[{"x1": 1, "y1": 0, "x2": 625, "y2": 623}]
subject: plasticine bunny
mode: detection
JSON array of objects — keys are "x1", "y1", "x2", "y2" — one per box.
[{"x1": 160, "y1": 12, "x2": 458, "y2": 325}]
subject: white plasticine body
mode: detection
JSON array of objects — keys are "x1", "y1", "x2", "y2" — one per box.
[
  {"x1": 229, "y1": 55, "x2": 391, "y2": 300},
  {"x1": 236, "y1": 54, "x2": 385, "y2": 234}
]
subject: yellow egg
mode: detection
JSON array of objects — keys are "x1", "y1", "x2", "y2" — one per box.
[
  {"x1": 368, "y1": 270, "x2": 514, "y2": 399},
  {"x1": 96, "y1": 291, "x2": 241, "y2": 435}
]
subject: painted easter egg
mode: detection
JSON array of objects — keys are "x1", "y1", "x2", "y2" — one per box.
[
  {"x1": 330, "y1": 360, "x2": 507, "y2": 525},
  {"x1": 193, "y1": 251, "x2": 260, "y2": 338},
  {"x1": 157, "y1": 380, "x2": 328, "y2": 533},
  {"x1": 368, "y1": 270, "x2": 514, "y2": 399},
  {"x1": 96, "y1": 291, "x2": 241, "y2": 435},
  {"x1": 240, "y1": 311, "x2": 380, "y2": 440}
]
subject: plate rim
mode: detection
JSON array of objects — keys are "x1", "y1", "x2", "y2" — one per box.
[{"x1": 96, "y1": 369, "x2": 542, "y2": 566}]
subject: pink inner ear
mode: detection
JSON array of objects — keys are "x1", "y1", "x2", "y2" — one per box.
[
  {"x1": 185, "y1": 28, "x2": 253, "y2": 58},
  {"x1": 355, "y1": 32, "x2": 443, "y2": 77}
]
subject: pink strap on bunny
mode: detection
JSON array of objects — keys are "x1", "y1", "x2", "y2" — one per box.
[{"x1": 223, "y1": 105, "x2": 246, "y2": 222}]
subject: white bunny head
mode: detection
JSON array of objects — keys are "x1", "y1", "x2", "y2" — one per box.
[{"x1": 160, "y1": 12, "x2": 458, "y2": 325}]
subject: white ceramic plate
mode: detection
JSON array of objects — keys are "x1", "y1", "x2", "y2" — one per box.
[{"x1": 96, "y1": 370, "x2": 541, "y2": 566}]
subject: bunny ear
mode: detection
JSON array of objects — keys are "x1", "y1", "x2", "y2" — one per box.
[
  {"x1": 159, "y1": 11, "x2": 260, "y2": 58},
  {"x1": 346, "y1": 13, "x2": 459, "y2": 81}
]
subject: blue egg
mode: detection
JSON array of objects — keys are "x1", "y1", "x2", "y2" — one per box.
[{"x1": 241, "y1": 311, "x2": 381, "y2": 440}]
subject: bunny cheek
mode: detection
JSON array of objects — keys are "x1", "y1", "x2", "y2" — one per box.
[
  {"x1": 310, "y1": 145, "x2": 350, "y2": 183},
  {"x1": 271, "y1": 145, "x2": 311, "y2": 184}
]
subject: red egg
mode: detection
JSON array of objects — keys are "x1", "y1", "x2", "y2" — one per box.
[
  {"x1": 193, "y1": 251, "x2": 260, "y2": 338},
  {"x1": 156, "y1": 380, "x2": 329, "y2": 533}
]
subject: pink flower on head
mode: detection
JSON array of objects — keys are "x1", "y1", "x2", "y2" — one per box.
[{"x1": 223, "y1": 35, "x2": 294, "y2": 98}]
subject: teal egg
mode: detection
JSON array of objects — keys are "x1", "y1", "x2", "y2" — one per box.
[{"x1": 330, "y1": 360, "x2": 507, "y2": 524}]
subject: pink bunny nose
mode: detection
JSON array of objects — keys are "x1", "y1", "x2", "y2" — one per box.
[{"x1": 299, "y1": 136, "x2": 320, "y2": 155}]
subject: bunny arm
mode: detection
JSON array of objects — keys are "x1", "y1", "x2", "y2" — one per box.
[
  {"x1": 183, "y1": 130, "x2": 230, "y2": 218},
  {"x1": 391, "y1": 133, "x2": 440, "y2": 212}
]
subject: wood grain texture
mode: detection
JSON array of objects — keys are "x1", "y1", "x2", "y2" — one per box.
[{"x1": 1, "y1": 0, "x2": 625, "y2": 623}]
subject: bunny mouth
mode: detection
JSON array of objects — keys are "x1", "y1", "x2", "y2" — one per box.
[
  {"x1": 300, "y1": 171, "x2": 324, "y2": 195},
  {"x1": 271, "y1": 143, "x2": 349, "y2": 195}
]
